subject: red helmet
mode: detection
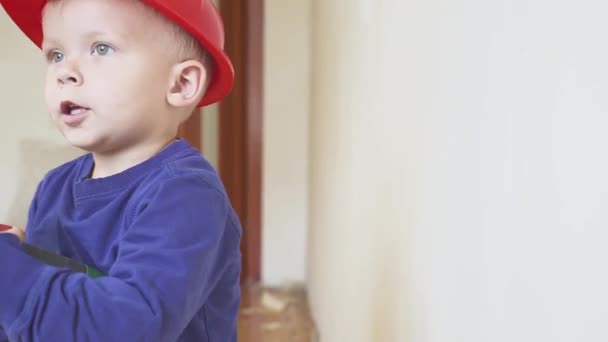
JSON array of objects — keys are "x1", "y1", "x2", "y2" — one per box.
[{"x1": 0, "y1": 0, "x2": 234, "y2": 107}]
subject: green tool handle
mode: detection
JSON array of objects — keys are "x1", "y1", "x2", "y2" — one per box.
[{"x1": 0, "y1": 224, "x2": 105, "y2": 279}]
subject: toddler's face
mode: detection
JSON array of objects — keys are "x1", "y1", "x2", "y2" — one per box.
[{"x1": 42, "y1": 0, "x2": 178, "y2": 153}]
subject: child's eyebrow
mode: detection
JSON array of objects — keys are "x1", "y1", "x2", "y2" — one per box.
[
  {"x1": 42, "y1": 30, "x2": 126, "y2": 50},
  {"x1": 83, "y1": 30, "x2": 127, "y2": 42},
  {"x1": 41, "y1": 37, "x2": 62, "y2": 51}
]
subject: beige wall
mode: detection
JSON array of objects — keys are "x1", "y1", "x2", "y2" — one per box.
[
  {"x1": 0, "y1": 11, "x2": 83, "y2": 228},
  {"x1": 309, "y1": 0, "x2": 608, "y2": 341},
  {"x1": 201, "y1": 104, "x2": 219, "y2": 168},
  {"x1": 307, "y1": 0, "x2": 408, "y2": 340},
  {"x1": 262, "y1": 0, "x2": 311, "y2": 285},
  {"x1": 201, "y1": 0, "x2": 220, "y2": 169}
]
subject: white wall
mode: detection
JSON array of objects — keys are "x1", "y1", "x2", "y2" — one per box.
[
  {"x1": 0, "y1": 12, "x2": 83, "y2": 228},
  {"x1": 307, "y1": 0, "x2": 409, "y2": 340},
  {"x1": 308, "y1": 0, "x2": 608, "y2": 341},
  {"x1": 262, "y1": 0, "x2": 311, "y2": 285}
]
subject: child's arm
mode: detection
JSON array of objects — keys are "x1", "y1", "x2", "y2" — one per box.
[
  {"x1": 0, "y1": 174, "x2": 241, "y2": 341},
  {"x1": 0, "y1": 226, "x2": 105, "y2": 278}
]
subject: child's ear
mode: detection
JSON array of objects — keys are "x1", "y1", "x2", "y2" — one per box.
[{"x1": 166, "y1": 60, "x2": 207, "y2": 108}]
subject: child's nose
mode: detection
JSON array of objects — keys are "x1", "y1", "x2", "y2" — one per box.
[{"x1": 57, "y1": 63, "x2": 83, "y2": 87}]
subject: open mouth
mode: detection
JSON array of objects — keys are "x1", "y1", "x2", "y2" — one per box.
[{"x1": 60, "y1": 101, "x2": 90, "y2": 116}]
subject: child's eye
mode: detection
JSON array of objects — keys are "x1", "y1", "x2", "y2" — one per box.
[
  {"x1": 48, "y1": 51, "x2": 64, "y2": 63},
  {"x1": 92, "y1": 43, "x2": 115, "y2": 56}
]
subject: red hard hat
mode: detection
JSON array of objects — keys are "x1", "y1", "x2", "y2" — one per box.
[{"x1": 0, "y1": 0, "x2": 234, "y2": 107}]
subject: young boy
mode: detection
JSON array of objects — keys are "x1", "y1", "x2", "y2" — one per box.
[{"x1": 0, "y1": 0, "x2": 242, "y2": 340}]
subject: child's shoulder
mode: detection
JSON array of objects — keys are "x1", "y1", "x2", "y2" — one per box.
[
  {"x1": 125, "y1": 150, "x2": 240, "y2": 234},
  {"x1": 39, "y1": 152, "x2": 90, "y2": 185},
  {"x1": 134, "y1": 148, "x2": 228, "y2": 201},
  {"x1": 163, "y1": 149, "x2": 224, "y2": 188}
]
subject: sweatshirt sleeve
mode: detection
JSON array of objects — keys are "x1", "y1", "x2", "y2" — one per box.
[{"x1": 0, "y1": 174, "x2": 240, "y2": 341}]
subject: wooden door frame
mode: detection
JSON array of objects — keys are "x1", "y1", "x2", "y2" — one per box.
[
  {"x1": 180, "y1": 0, "x2": 264, "y2": 284},
  {"x1": 219, "y1": 0, "x2": 264, "y2": 284}
]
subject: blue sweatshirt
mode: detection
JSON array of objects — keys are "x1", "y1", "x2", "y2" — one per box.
[{"x1": 0, "y1": 139, "x2": 242, "y2": 341}]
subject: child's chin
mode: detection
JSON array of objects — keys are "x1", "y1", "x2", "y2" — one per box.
[{"x1": 62, "y1": 134, "x2": 99, "y2": 152}]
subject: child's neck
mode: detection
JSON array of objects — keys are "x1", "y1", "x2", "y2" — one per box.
[{"x1": 90, "y1": 138, "x2": 177, "y2": 179}]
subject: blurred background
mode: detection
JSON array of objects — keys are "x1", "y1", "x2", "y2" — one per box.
[{"x1": 3, "y1": 0, "x2": 608, "y2": 341}]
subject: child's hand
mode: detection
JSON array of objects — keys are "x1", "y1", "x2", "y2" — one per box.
[{"x1": 0, "y1": 224, "x2": 24, "y2": 242}]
